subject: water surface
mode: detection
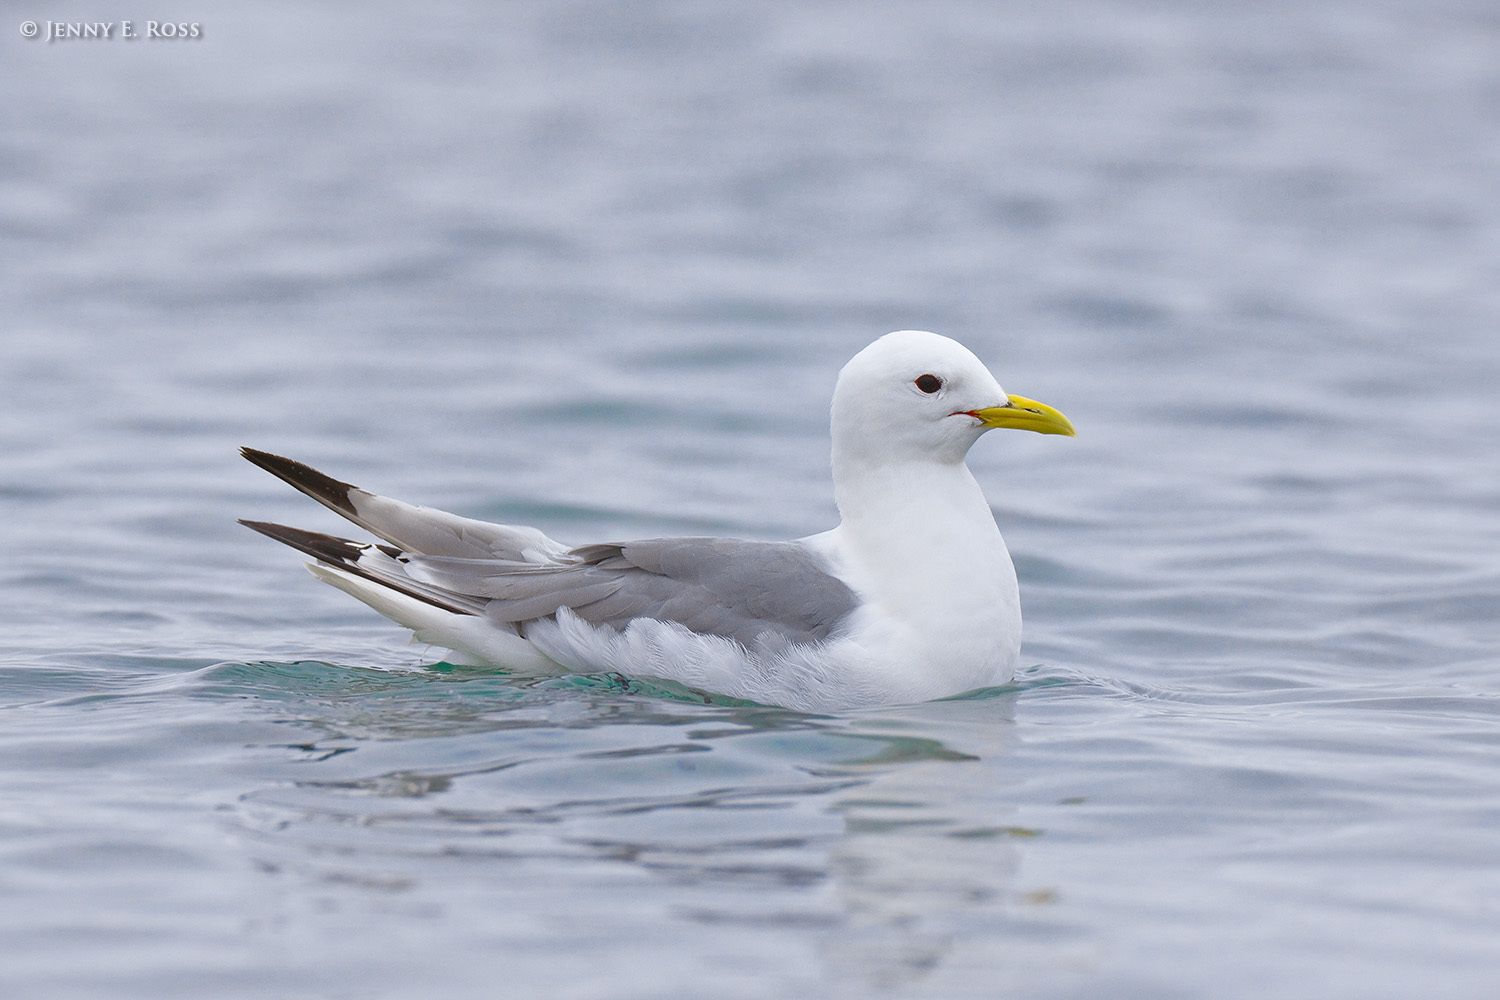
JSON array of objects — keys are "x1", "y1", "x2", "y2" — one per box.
[{"x1": 4, "y1": 2, "x2": 1500, "y2": 997}]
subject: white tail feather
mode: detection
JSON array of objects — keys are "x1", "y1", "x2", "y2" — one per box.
[{"x1": 305, "y1": 563, "x2": 561, "y2": 673}]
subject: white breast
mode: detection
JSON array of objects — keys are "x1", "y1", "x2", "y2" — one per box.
[{"x1": 810, "y1": 461, "x2": 1022, "y2": 703}]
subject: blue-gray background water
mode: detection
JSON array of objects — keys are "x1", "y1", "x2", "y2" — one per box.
[{"x1": 4, "y1": 2, "x2": 1499, "y2": 997}]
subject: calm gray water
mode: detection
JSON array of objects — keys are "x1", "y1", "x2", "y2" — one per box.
[{"x1": 5, "y1": 2, "x2": 1500, "y2": 997}]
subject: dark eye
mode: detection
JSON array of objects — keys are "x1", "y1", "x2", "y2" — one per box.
[{"x1": 915, "y1": 373, "x2": 943, "y2": 394}]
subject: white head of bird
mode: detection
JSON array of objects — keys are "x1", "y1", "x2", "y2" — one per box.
[{"x1": 830, "y1": 330, "x2": 1075, "y2": 470}]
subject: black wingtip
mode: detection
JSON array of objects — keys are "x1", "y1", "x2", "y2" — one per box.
[
  {"x1": 238, "y1": 518, "x2": 473, "y2": 616},
  {"x1": 237, "y1": 519, "x2": 367, "y2": 568},
  {"x1": 240, "y1": 447, "x2": 359, "y2": 518}
]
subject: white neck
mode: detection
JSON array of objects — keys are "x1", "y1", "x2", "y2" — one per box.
[
  {"x1": 829, "y1": 453, "x2": 1019, "y2": 656},
  {"x1": 833, "y1": 452, "x2": 992, "y2": 540}
]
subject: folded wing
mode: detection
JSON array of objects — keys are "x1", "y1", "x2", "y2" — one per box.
[
  {"x1": 240, "y1": 450, "x2": 860, "y2": 654},
  {"x1": 408, "y1": 537, "x2": 859, "y2": 649}
]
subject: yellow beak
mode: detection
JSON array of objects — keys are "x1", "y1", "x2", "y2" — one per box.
[{"x1": 968, "y1": 394, "x2": 1077, "y2": 437}]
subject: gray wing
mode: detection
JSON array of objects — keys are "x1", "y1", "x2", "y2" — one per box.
[
  {"x1": 239, "y1": 449, "x2": 858, "y2": 649},
  {"x1": 407, "y1": 537, "x2": 861, "y2": 649}
]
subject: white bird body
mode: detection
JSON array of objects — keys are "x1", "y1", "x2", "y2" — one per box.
[{"x1": 243, "y1": 331, "x2": 1072, "y2": 712}]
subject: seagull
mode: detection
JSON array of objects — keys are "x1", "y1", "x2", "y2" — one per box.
[{"x1": 240, "y1": 330, "x2": 1074, "y2": 712}]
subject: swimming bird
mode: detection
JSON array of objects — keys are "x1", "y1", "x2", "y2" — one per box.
[{"x1": 239, "y1": 330, "x2": 1074, "y2": 712}]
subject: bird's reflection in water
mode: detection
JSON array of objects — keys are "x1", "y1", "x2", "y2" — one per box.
[
  {"x1": 813, "y1": 694, "x2": 1025, "y2": 996},
  {"x1": 226, "y1": 664, "x2": 1030, "y2": 994}
]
